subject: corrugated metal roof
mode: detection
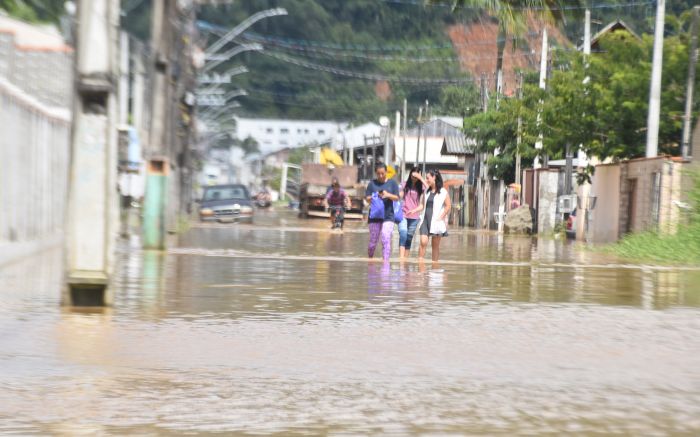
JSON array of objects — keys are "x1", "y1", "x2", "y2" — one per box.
[
  {"x1": 441, "y1": 135, "x2": 476, "y2": 156},
  {"x1": 406, "y1": 119, "x2": 463, "y2": 138}
]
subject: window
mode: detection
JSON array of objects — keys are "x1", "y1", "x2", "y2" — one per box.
[
  {"x1": 317, "y1": 129, "x2": 325, "y2": 135},
  {"x1": 304, "y1": 129, "x2": 309, "y2": 134},
  {"x1": 280, "y1": 128, "x2": 289, "y2": 134},
  {"x1": 266, "y1": 128, "x2": 273, "y2": 134},
  {"x1": 203, "y1": 186, "x2": 249, "y2": 201},
  {"x1": 297, "y1": 128, "x2": 302, "y2": 134}
]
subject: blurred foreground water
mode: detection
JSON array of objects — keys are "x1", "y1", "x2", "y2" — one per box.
[{"x1": 1, "y1": 209, "x2": 699, "y2": 435}]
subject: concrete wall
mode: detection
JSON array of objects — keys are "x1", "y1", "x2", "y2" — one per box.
[
  {"x1": 537, "y1": 169, "x2": 559, "y2": 234},
  {"x1": 0, "y1": 29, "x2": 72, "y2": 107},
  {"x1": 588, "y1": 164, "x2": 621, "y2": 243},
  {"x1": 621, "y1": 157, "x2": 666, "y2": 234},
  {"x1": 0, "y1": 77, "x2": 70, "y2": 243}
]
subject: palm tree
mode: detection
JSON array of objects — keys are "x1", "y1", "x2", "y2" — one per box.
[{"x1": 435, "y1": 0, "x2": 579, "y2": 98}]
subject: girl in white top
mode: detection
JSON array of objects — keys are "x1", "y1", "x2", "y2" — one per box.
[{"x1": 416, "y1": 169, "x2": 451, "y2": 262}]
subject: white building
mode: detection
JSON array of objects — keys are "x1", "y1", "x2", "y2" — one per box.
[
  {"x1": 233, "y1": 116, "x2": 348, "y2": 154},
  {"x1": 329, "y1": 122, "x2": 382, "y2": 151}
]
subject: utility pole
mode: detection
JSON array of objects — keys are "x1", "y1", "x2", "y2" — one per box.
[
  {"x1": 394, "y1": 110, "x2": 400, "y2": 174},
  {"x1": 578, "y1": 8, "x2": 592, "y2": 168},
  {"x1": 415, "y1": 106, "x2": 423, "y2": 166},
  {"x1": 534, "y1": 28, "x2": 548, "y2": 169},
  {"x1": 64, "y1": 0, "x2": 120, "y2": 306},
  {"x1": 646, "y1": 0, "x2": 665, "y2": 158},
  {"x1": 402, "y1": 98, "x2": 407, "y2": 180},
  {"x1": 515, "y1": 72, "x2": 523, "y2": 187},
  {"x1": 422, "y1": 99, "x2": 429, "y2": 174},
  {"x1": 143, "y1": 0, "x2": 172, "y2": 250},
  {"x1": 682, "y1": 6, "x2": 699, "y2": 160}
]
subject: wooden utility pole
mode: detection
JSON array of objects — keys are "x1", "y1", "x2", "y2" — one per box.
[
  {"x1": 64, "y1": 0, "x2": 120, "y2": 306},
  {"x1": 682, "y1": 6, "x2": 699, "y2": 160}
]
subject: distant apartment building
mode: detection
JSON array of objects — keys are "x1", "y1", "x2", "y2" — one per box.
[{"x1": 233, "y1": 116, "x2": 348, "y2": 154}]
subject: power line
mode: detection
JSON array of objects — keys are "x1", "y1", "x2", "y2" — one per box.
[
  {"x1": 240, "y1": 29, "x2": 541, "y2": 52},
  {"x1": 380, "y1": 0, "x2": 654, "y2": 11},
  {"x1": 198, "y1": 21, "x2": 543, "y2": 52},
  {"x1": 260, "y1": 50, "x2": 473, "y2": 84},
  {"x1": 267, "y1": 44, "x2": 541, "y2": 63}
]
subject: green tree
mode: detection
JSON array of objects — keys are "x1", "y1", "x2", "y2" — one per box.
[
  {"x1": 464, "y1": 25, "x2": 700, "y2": 183},
  {"x1": 234, "y1": 136, "x2": 260, "y2": 156},
  {"x1": 437, "y1": 84, "x2": 481, "y2": 118},
  {"x1": 0, "y1": 0, "x2": 65, "y2": 23},
  {"x1": 464, "y1": 96, "x2": 524, "y2": 181}
]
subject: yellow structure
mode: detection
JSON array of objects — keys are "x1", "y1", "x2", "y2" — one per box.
[{"x1": 319, "y1": 148, "x2": 344, "y2": 166}]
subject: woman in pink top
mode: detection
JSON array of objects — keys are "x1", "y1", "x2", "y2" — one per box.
[{"x1": 398, "y1": 167, "x2": 425, "y2": 258}]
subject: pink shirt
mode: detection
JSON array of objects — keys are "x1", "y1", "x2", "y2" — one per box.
[{"x1": 401, "y1": 182, "x2": 422, "y2": 219}]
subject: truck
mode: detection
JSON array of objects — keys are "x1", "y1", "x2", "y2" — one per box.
[{"x1": 298, "y1": 164, "x2": 365, "y2": 220}]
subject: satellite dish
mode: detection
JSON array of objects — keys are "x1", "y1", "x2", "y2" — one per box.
[{"x1": 379, "y1": 116, "x2": 390, "y2": 127}]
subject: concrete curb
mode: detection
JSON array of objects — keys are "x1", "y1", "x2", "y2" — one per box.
[{"x1": 0, "y1": 235, "x2": 63, "y2": 268}]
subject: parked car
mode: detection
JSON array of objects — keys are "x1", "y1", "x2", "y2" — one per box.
[
  {"x1": 198, "y1": 184, "x2": 254, "y2": 223},
  {"x1": 565, "y1": 208, "x2": 577, "y2": 239}
]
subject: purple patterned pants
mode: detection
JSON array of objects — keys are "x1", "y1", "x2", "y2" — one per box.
[{"x1": 368, "y1": 221, "x2": 394, "y2": 260}]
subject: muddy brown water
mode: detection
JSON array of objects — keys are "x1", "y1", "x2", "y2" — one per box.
[{"x1": 1, "y1": 209, "x2": 699, "y2": 435}]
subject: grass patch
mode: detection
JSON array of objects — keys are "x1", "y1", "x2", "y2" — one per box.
[
  {"x1": 610, "y1": 168, "x2": 700, "y2": 265},
  {"x1": 612, "y1": 224, "x2": 700, "y2": 265}
]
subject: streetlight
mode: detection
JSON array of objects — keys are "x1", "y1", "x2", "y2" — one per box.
[
  {"x1": 205, "y1": 7, "x2": 287, "y2": 56},
  {"x1": 199, "y1": 65, "x2": 248, "y2": 86},
  {"x1": 196, "y1": 90, "x2": 247, "y2": 107},
  {"x1": 203, "y1": 43, "x2": 262, "y2": 72},
  {"x1": 200, "y1": 101, "x2": 242, "y2": 121}
]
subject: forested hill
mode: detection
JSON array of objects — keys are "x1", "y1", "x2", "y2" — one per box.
[
  {"x1": 195, "y1": 0, "x2": 479, "y2": 122},
  {"x1": 3, "y1": 1, "x2": 696, "y2": 122},
  {"x1": 176, "y1": 0, "x2": 696, "y2": 122}
]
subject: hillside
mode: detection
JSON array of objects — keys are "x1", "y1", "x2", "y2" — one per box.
[{"x1": 4, "y1": 1, "x2": 696, "y2": 122}]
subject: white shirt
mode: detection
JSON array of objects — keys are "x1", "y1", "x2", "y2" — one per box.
[{"x1": 419, "y1": 187, "x2": 448, "y2": 235}]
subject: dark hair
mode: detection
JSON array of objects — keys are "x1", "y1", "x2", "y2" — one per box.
[
  {"x1": 374, "y1": 163, "x2": 387, "y2": 172},
  {"x1": 404, "y1": 166, "x2": 423, "y2": 196},
  {"x1": 427, "y1": 169, "x2": 443, "y2": 193}
]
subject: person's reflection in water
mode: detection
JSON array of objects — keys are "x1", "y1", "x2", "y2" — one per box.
[
  {"x1": 417, "y1": 259, "x2": 446, "y2": 297},
  {"x1": 367, "y1": 261, "x2": 392, "y2": 295}
]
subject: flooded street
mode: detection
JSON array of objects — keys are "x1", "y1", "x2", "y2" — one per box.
[{"x1": 1, "y1": 209, "x2": 700, "y2": 435}]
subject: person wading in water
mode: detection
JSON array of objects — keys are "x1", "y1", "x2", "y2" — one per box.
[
  {"x1": 418, "y1": 169, "x2": 451, "y2": 263},
  {"x1": 398, "y1": 167, "x2": 425, "y2": 258},
  {"x1": 365, "y1": 163, "x2": 399, "y2": 261}
]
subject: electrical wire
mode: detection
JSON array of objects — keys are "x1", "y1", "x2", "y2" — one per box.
[
  {"x1": 380, "y1": 0, "x2": 654, "y2": 11},
  {"x1": 260, "y1": 50, "x2": 473, "y2": 84}
]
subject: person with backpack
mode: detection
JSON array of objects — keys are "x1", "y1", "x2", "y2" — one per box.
[
  {"x1": 365, "y1": 163, "x2": 399, "y2": 261},
  {"x1": 418, "y1": 169, "x2": 451, "y2": 262}
]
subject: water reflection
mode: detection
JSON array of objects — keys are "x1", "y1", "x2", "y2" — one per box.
[{"x1": 1, "y1": 213, "x2": 699, "y2": 435}]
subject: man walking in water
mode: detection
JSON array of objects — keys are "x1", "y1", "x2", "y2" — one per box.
[{"x1": 365, "y1": 163, "x2": 399, "y2": 261}]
